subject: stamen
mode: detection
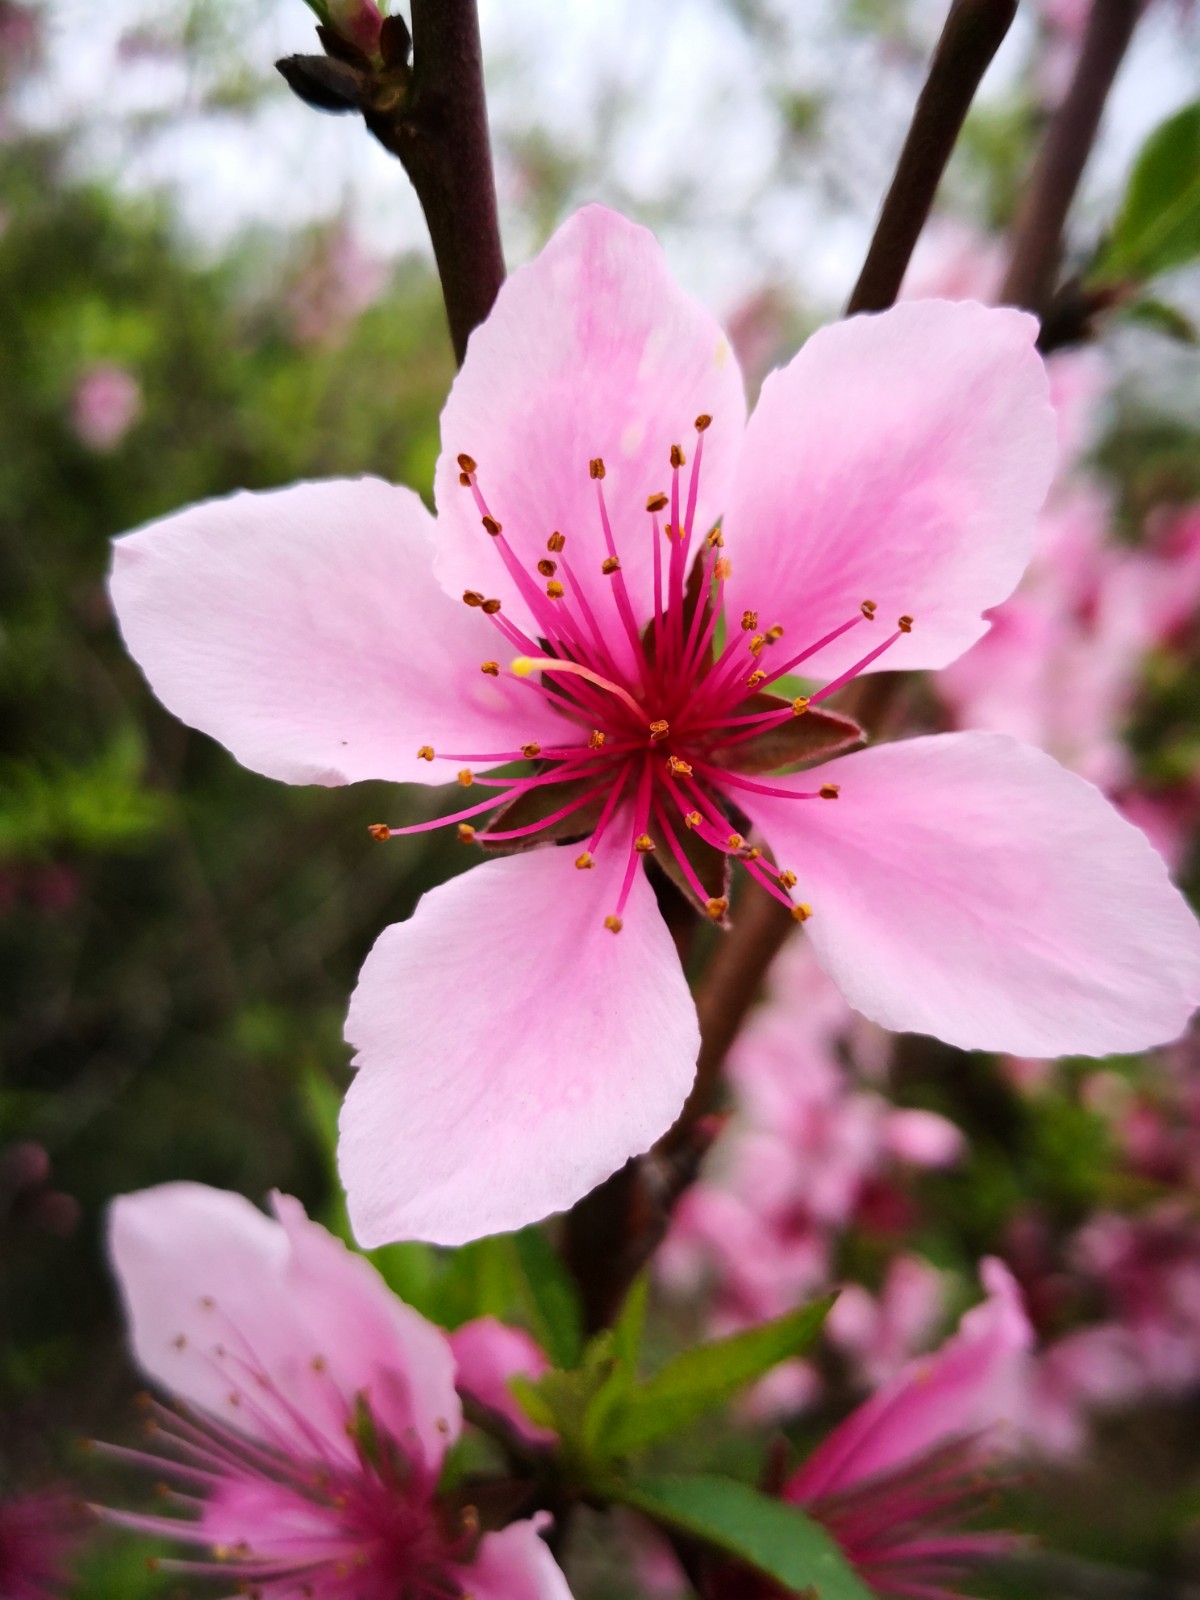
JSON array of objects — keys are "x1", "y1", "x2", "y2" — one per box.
[
  {"x1": 368, "y1": 824, "x2": 390, "y2": 841},
  {"x1": 601, "y1": 556, "x2": 620, "y2": 574},
  {"x1": 481, "y1": 598, "x2": 502, "y2": 614},
  {"x1": 511, "y1": 655, "x2": 649, "y2": 724},
  {"x1": 634, "y1": 834, "x2": 655, "y2": 853},
  {"x1": 457, "y1": 452, "x2": 477, "y2": 474},
  {"x1": 670, "y1": 444, "x2": 686, "y2": 469},
  {"x1": 458, "y1": 770, "x2": 474, "y2": 787},
  {"x1": 741, "y1": 611, "x2": 758, "y2": 631},
  {"x1": 807, "y1": 625, "x2": 909, "y2": 706},
  {"x1": 463, "y1": 590, "x2": 484, "y2": 607},
  {"x1": 589, "y1": 457, "x2": 605, "y2": 479},
  {"x1": 820, "y1": 784, "x2": 840, "y2": 799},
  {"x1": 898, "y1": 614, "x2": 914, "y2": 633},
  {"x1": 546, "y1": 580, "x2": 565, "y2": 599},
  {"x1": 792, "y1": 902, "x2": 813, "y2": 922},
  {"x1": 482, "y1": 516, "x2": 502, "y2": 537},
  {"x1": 575, "y1": 852, "x2": 594, "y2": 870},
  {"x1": 695, "y1": 414, "x2": 712, "y2": 431},
  {"x1": 538, "y1": 559, "x2": 557, "y2": 577},
  {"x1": 480, "y1": 662, "x2": 499, "y2": 676},
  {"x1": 417, "y1": 746, "x2": 434, "y2": 761},
  {"x1": 705, "y1": 897, "x2": 729, "y2": 921},
  {"x1": 604, "y1": 915, "x2": 622, "y2": 933},
  {"x1": 648, "y1": 719, "x2": 671, "y2": 743},
  {"x1": 548, "y1": 531, "x2": 566, "y2": 553},
  {"x1": 457, "y1": 824, "x2": 476, "y2": 843},
  {"x1": 588, "y1": 730, "x2": 606, "y2": 749},
  {"x1": 861, "y1": 599, "x2": 877, "y2": 619},
  {"x1": 646, "y1": 492, "x2": 668, "y2": 513},
  {"x1": 522, "y1": 743, "x2": 541, "y2": 758}
]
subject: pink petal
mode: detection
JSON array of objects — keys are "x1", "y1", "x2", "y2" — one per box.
[
  {"x1": 433, "y1": 206, "x2": 746, "y2": 645},
  {"x1": 788, "y1": 1258, "x2": 1032, "y2": 1499},
  {"x1": 457, "y1": 1516, "x2": 574, "y2": 1600},
  {"x1": 110, "y1": 478, "x2": 564, "y2": 786},
  {"x1": 449, "y1": 1316, "x2": 556, "y2": 1446},
  {"x1": 739, "y1": 732, "x2": 1200, "y2": 1057},
  {"x1": 108, "y1": 1183, "x2": 460, "y2": 1473},
  {"x1": 339, "y1": 845, "x2": 699, "y2": 1246},
  {"x1": 723, "y1": 300, "x2": 1056, "y2": 679},
  {"x1": 884, "y1": 1109, "x2": 966, "y2": 1168}
]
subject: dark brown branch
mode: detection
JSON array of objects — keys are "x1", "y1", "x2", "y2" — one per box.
[
  {"x1": 1001, "y1": 0, "x2": 1143, "y2": 315},
  {"x1": 364, "y1": 0, "x2": 505, "y2": 364},
  {"x1": 846, "y1": 0, "x2": 1018, "y2": 316}
]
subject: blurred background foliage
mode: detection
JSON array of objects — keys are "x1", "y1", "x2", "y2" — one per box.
[{"x1": 2, "y1": 0, "x2": 1200, "y2": 1595}]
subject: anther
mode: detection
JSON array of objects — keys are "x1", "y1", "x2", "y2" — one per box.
[
  {"x1": 820, "y1": 784, "x2": 840, "y2": 799},
  {"x1": 749, "y1": 633, "x2": 766, "y2": 656},
  {"x1": 457, "y1": 452, "x2": 477, "y2": 474},
  {"x1": 792, "y1": 902, "x2": 813, "y2": 922},
  {"x1": 462, "y1": 590, "x2": 484, "y2": 607},
  {"x1": 714, "y1": 557, "x2": 732, "y2": 581},
  {"x1": 766, "y1": 624, "x2": 784, "y2": 641},
  {"x1": 537, "y1": 559, "x2": 558, "y2": 577},
  {"x1": 457, "y1": 824, "x2": 476, "y2": 843},
  {"x1": 312, "y1": 1355, "x2": 327, "y2": 1372},
  {"x1": 707, "y1": 528, "x2": 725, "y2": 548},
  {"x1": 418, "y1": 746, "x2": 435, "y2": 761},
  {"x1": 604, "y1": 914, "x2": 623, "y2": 933},
  {"x1": 861, "y1": 599, "x2": 877, "y2": 620},
  {"x1": 727, "y1": 833, "x2": 745, "y2": 850},
  {"x1": 480, "y1": 661, "x2": 500, "y2": 676},
  {"x1": 670, "y1": 444, "x2": 686, "y2": 468},
  {"x1": 546, "y1": 579, "x2": 565, "y2": 599},
  {"x1": 589, "y1": 457, "x2": 606, "y2": 480},
  {"x1": 792, "y1": 697, "x2": 810, "y2": 715},
  {"x1": 458, "y1": 769, "x2": 474, "y2": 787},
  {"x1": 695, "y1": 413, "x2": 712, "y2": 431},
  {"x1": 575, "y1": 852, "x2": 595, "y2": 870},
  {"x1": 646, "y1": 492, "x2": 669, "y2": 513},
  {"x1": 172, "y1": 1333, "x2": 187, "y2": 1349},
  {"x1": 684, "y1": 810, "x2": 702, "y2": 829},
  {"x1": 368, "y1": 823, "x2": 391, "y2": 842},
  {"x1": 667, "y1": 755, "x2": 693, "y2": 776},
  {"x1": 479, "y1": 597, "x2": 501, "y2": 615},
  {"x1": 634, "y1": 834, "x2": 656, "y2": 853},
  {"x1": 741, "y1": 610, "x2": 758, "y2": 632},
  {"x1": 779, "y1": 869, "x2": 798, "y2": 889},
  {"x1": 521, "y1": 742, "x2": 541, "y2": 759},
  {"x1": 746, "y1": 668, "x2": 766, "y2": 688},
  {"x1": 705, "y1": 896, "x2": 729, "y2": 920},
  {"x1": 459, "y1": 471, "x2": 471, "y2": 487},
  {"x1": 481, "y1": 515, "x2": 502, "y2": 537},
  {"x1": 649, "y1": 719, "x2": 671, "y2": 742},
  {"x1": 547, "y1": 531, "x2": 566, "y2": 552},
  {"x1": 744, "y1": 846, "x2": 761, "y2": 860},
  {"x1": 601, "y1": 555, "x2": 621, "y2": 575},
  {"x1": 898, "y1": 614, "x2": 914, "y2": 633},
  {"x1": 588, "y1": 730, "x2": 606, "y2": 749}
]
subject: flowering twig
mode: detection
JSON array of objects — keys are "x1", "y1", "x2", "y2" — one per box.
[
  {"x1": 1000, "y1": 0, "x2": 1144, "y2": 319},
  {"x1": 846, "y1": 0, "x2": 1018, "y2": 315}
]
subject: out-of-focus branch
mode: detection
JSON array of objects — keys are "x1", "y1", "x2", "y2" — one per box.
[
  {"x1": 1001, "y1": 0, "x2": 1143, "y2": 316},
  {"x1": 846, "y1": 0, "x2": 1017, "y2": 316}
]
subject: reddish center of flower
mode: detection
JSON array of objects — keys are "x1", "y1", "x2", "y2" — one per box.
[{"x1": 373, "y1": 416, "x2": 912, "y2": 930}]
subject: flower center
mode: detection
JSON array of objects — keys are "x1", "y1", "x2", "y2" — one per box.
[{"x1": 371, "y1": 417, "x2": 912, "y2": 932}]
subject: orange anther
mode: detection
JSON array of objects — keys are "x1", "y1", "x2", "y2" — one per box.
[
  {"x1": 480, "y1": 661, "x2": 500, "y2": 676},
  {"x1": 546, "y1": 579, "x2": 565, "y2": 599},
  {"x1": 634, "y1": 834, "x2": 655, "y2": 853},
  {"x1": 740, "y1": 610, "x2": 758, "y2": 632},
  {"x1": 481, "y1": 515, "x2": 502, "y2": 537},
  {"x1": 820, "y1": 783, "x2": 840, "y2": 799},
  {"x1": 521, "y1": 742, "x2": 541, "y2": 759},
  {"x1": 368, "y1": 823, "x2": 391, "y2": 841},
  {"x1": 481, "y1": 598, "x2": 502, "y2": 614},
  {"x1": 462, "y1": 590, "x2": 484, "y2": 607},
  {"x1": 684, "y1": 810, "x2": 702, "y2": 829},
  {"x1": 575, "y1": 852, "x2": 595, "y2": 870},
  {"x1": 588, "y1": 730, "x2": 606, "y2": 749},
  {"x1": 646, "y1": 492, "x2": 669, "y2": 513},
  {"x1": 670, "y1": 444, "x2": 686, "y2": 468},
  {"x1": 537, "y1": 559, "x2": 557, "y2": 577},
  {"x1": 457, "y1": 824, "x2": 476, "y2": 843},
  {"x1": 601, "y1": 556, "x2": 621, "y2": 574},
  {"x1": 417, "y1": 746, "x2": 435, "y2": 761},
  {"x1": 792, "y1": 697, "x2": 810, "y2": 715},
  {"x1": 779, "y1": 869, "x2": 797, "y2": 889},
  {"x1": 458, "y1": 769, "x2": 474, "y2": 787},
  {"x1": 792, "y1": 902, "x2": 813, "y2": 923},
  {"x1": 746, "y1": 668, "x2": 766, "y2": 688},
  {"x1": 589, "y1": 457, "x2": 606, "y2": 480},
  {"x1": 861, "y1": 599, "x2": 877, "y2": 619},
  {"x1": 649, "y1": 719, "x2": 671, "y2": 742},
  {"x1": 898, "y1": 614, "x2": 914, "y2": 633},
  {"x1": 457, "y1": 452, "x2": 477, "y2": 474},
  {"x1": 604, "y1": 914, "x2": 623, "y2": 933},
  {"x1": 547, "y1": 531, "x2": 566, "y2": 552},
  {"x1": 695, "y1": 413, "x2": 712, "y2": 431},
  {"x1": 705, "y1": 896, "x2": 729, "y2": 921}
]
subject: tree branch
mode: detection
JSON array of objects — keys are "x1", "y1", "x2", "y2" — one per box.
[
  {"x1": 1000, "y1": 0, "x2": 1143, "y2": 315},
  {"x1": 846, "y1": 0, "x2": 1017, "y2": 316}
]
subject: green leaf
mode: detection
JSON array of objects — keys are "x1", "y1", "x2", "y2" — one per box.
[
  {"x1": 611, "y1": 1273, "x2": 649, "y2": 1372},
  {"x1": 596, "y1": 1296, "x2": 834, "y2": 1458},
  {"x1": 1096, "y1": 100, "x2": 1200, "y2": 282},
  {"x1": 1121, "y1": 297, "x2": 1198, "y2": 344},
  {"x1": 617, "y1": 1474, "x2": 874, "y2": 1600},
  {"x1": 512, "y1": 1226, "x2": 584, "y2": 1370}
]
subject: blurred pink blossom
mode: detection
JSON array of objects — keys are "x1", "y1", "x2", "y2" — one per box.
[
  {"x1": 287, "y1": 225, "x2": 387, "y2": 347},
  {"x1": 70, "y1": 365, "x2": 141, "y2": 452},
  {"x1": 0, "y1": 1490, "x2": 85, "y2": 1600},
  {"x1": 449, "y1": 1315, "x2": 556, "y2": 1446},
  {"x1": 826, "y1": 1253, "x2": 947, "y2": 1390}
]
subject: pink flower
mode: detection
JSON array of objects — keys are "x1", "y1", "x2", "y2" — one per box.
[
  {"x1": 70, "y1": 364, "x2": 141, "y2": 452},
  {"x1": 448, "y1": 1316, "x2": 556, "y2": 1447},
  {"x1": 104, "y1": 1183, "x2": 571, "y2": 1600},
  {"x1": 109, "y1": 206, "x2": 1200, "y2": 1245},
  {"x1": 0, "y1": 1490, "x2": 84, "y2": 1600},
  {"x1": 784, "y1": 1259, "x2": 1033, "y2": 1598}
]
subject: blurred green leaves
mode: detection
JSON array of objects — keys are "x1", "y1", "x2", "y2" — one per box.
[{"x1": 1095, "y1": 100, "x2": 1200, "y2": 285}]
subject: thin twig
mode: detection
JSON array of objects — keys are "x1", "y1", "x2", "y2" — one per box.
[
  {"x1": 847, "y1": 0, "x2": 1018, "y2": 315},
  {"x1": 1001, "y1": 0, "x2": 1143, "y2": 315}
]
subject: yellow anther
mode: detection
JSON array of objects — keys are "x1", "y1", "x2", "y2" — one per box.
[
  {"x1": 462, "y1": 589, "x2": 484, "y2": 607},
  {"x1": 779, "y1": 869, "x2": 798, "y2": 889},
  {"x1": 368, "y1": 823, "x2": 391, "y2": 841},
  {"x1": 707, "y1": 527, "x2": 725, "y2": 548},
  {"x1": 727, "y1": 833, "x2": 745, "y2": 850},
  {"x1": 457, "y1": 452, "x2": 477, "y2": 474},
  {"x1": 792, "y1": 696, "x2": 810, "y2": 715},
  {"x1": 604, "y1": 914, "x2": 623, "y2": 933},
  {"x1": 670, "y1": 443, "x2": 686, "y2": 468},
  {"x1": 417, "y1": 745, "x2": 435, "y2": 761},
  {"x1": 861, "y1": 599, "x2": 877, "y2": 620},
  {"x1": 667, "y1": 755, "x2": 693, "y2": 776},
  {"x1": 457, "y1": 824, "x2": 476, "y2": 843},
  {"x1": 634, "y1": 834, "x2": 656, "y2": 853},
  {"x1": 575, "y1": 852, "x2": 595, "y2": 870},
  {"x1": 458, "y1": 471, "x2": 471, "y2": 487},
  {"x1": 714, "y1": 557, "x2": 733, "y2": 581},
  {"x1": 695, "y1": 413, "x2": 712, "y2": 431},
  {"x1": 740, "y1": 610, "x2": 758, "y2": 632},
  {"x1": 746, "y1": 668, "x2": 766, "y2": 688},
  {"x1": 458, "y1": 769, "x2": 474, "y2": 787},
  {"x1": 684, "y1": 810, "x2": 702, "y2": 829},
  {"x1": 511, "y1": 657, "x2": 535, "y2": 677},
  {"x1": 766, "y1": 623, "x2": 784, "y2": 642},
  {"x1": 589, "y1": 457, "x2": 606, "y2": 480},
  {"x1": 820, "y1": 783, "x2": 840, "y2": 799},
  {"x1": 898, "y1": 614, "x2": 914, "y2": 633},
  {"x1": 547, "y1": 531, "x2": 566, "y2": 553},
  {"x1": 521, "y1": 742, "x2": 541, "y2": 759},
  {"x1": 482, "y1": 515, "x2": 502, "y2": 537},
  {"x1": 744, "y1": 846, "x2": 761, "y2": 861},
  {"x1": 588, "y1": 729, "x2": 606, "y2": 749},
  {"x1": 749, "y1": 633, "x2": 766, "y2": 656},
  {"x1": 537, "y1": 559, "x2": 558, "y2": 577},
  {"x1": 705, "y1": 896, "x2": 729, "y2": 921},
  {"x1": 480, "y1": 661, "x2": 500, "y2": 676},
  {"x1": 546, "y1": 579, "x2": 565, "y2": 599},
  {"x1": 646, "y1": 492, "x2": 669, "y2": 513},
  {"x1": 663, "y1": 523, "x2": 676, "y2": 541},
  {"x1": 602, "y1": 555, "x2": 621, "y2": 574},
  {"x1": 792, "y1": 902, "x2": 813, "y2": 923},
  {"x1": 649, "y1": 719, "x2": 671, "y2": 742},
  {"x1": 481, "y1": 597, "x2": 502, "y2": 614}
]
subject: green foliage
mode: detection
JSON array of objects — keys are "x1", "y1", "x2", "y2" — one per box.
[
  {"x1": 512, "y1": 1224, "x2": 586, "y2": 1368},
  {"x1": 1095, "y1": 100, "x2": 1200, "y2": 283}
]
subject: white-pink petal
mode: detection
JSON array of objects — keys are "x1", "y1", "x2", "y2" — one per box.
[
  {"x1": 110, "y1": 478, "x2": 564, "y2": 787},
  {"x1": 739, "y1": 732, "x2": 1200, "y2": 1058},
  {"x1": 339, "y1": 844, "x2": 699, "y2": 1246},
  {"x1": 108, "y1": 1183, "x2": 461, "y2": 1474},
  {"x1": 433, "y1": 206, "x2": 746, "y2": 650},
  {"x1": 449, "y1": 1315, "x2": 556, "y2": 1446},
  {"x1": 723, "y1": 299, "x2": 1057, "y2": 680},
  {"x1": 460, "y1": 1515, "x2": 575, "y2": 1600}
]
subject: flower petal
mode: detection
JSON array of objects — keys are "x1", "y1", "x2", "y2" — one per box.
[
  {"x1": 738, "y1": 732, "x2": 1200, "y2": 1057},
  {"x1": 459, "y1": 1516, "x2": 575, "y2": 1600},
  {"x1": 110, "y1": 478, "x2": 565, "y2": 786},
  {"x1": 433, "y1": 206, "x2": 746, "y2": 645},
  {"x1": 449, "y1": 1316, "x2": 556, "y2": 1446},
  {"x1": 723, "y1": 300, "x2": 1056, "y2": 679},
  {"x1": 339, "y1": 846, "x2": 699, "y2": 1245},
  {"x1": 108, "y1": 1183, "x2": 460, "y2": 1473}
]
